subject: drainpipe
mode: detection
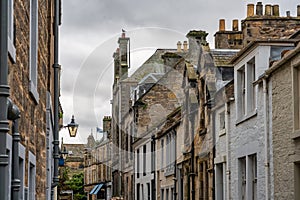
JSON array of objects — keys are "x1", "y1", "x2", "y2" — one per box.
[
  {"x1": 0, "y1": 1, "x2": 10, "y2": 199},
  {"x1": 263, "y1": 78, "x2": 269, "y2": 200},
  {"x1": 151, "y1": 135, "x2": 156, "y2": 200},
  {"x1": 8, "y1": 99, "x2": 21, "y2": 200},
  {"x1": 225, "y1": 101, "x2": 231, "y2": 200},
  {"x1": 190, "y1": 113, "x2": 195, "y2": 200},
  {"x1": 52, "y1": 0, "x2": 61, "y2": 190},
  {"x1": 173, "y1": 131, "x2": 177, "y2": 200}
]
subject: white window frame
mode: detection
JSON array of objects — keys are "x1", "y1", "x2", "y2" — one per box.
[
  {"x1": 29, "y1": 0, "x2": 39, "y2": 103},
  {"x1": 19, "y1": 144, "x2": 26, "y2": 200},
  {"x1": 8, "y1": 0, "x2": 16, "y2": 62},
  {"x1": 236, "y1": 56, "x2": 257, "y2": 123},
  {"x1": 28, "y1": 151, "x2": 36, "y2": 200},
  {"x1": 238, "y1": 154, "x2": 257, "y2": 200}
]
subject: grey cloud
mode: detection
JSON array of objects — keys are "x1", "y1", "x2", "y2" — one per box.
[{"x1": 60, "y1": 0, "x2": 299, "y2": 143}]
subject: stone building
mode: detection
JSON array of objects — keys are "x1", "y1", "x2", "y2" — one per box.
[
  {"x1": 211, "y1": 3, "x2": 300, "y2": 200},
  {"x1": 84, "y1": 116, "x2": 112, "y2": 200},
  {"x1": 263, "y1": 40, "x2": 300, "y2": 199},
  {"x1": 228, "y1": 39, "x2": 298, "y2": 199},
  {"x1": 0, "y1": 0, "x2": 63, "y2": 199},
  {"x1": 60, "y1": 141, "x2": 85, "y2": 176}
]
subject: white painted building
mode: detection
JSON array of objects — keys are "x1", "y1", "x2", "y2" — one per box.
[{"x1": 214, "y1": 40, "x2": 296, "y2": 200}]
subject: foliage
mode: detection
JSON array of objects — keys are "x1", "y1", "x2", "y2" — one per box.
[
  {"x1": 59, "y1": 168, "x2": 86, "y2": 200},
  {"x1": 65, "y1": 172, "x2": 86, "y2": 200}
]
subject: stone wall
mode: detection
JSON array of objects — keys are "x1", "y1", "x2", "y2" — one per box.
[
  {"x1": 8, "y1": 0, "x2": 55, "y2": 199},
  {"x1": 271, "y1": 51, "x2": 300, "y2": 199}
]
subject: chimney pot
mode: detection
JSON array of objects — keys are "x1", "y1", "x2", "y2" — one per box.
[
  {"x1": 272, "y1": 5, "x2": 279, "y2": 16},
  {"x1": 265, "y1": 4, "x2": 272, "y2": 16},
  {"x1": 183, "y1": 41, "x2": 188, "y2": 51},
  {"x1": 247, "y1": 4, "x2": 255, "y2": 17},
  {"x1": 232, "y1": 19, "x2": 239, "y2": 31},
  {"x1": 286, "y1": 11, "x2": 291, "y2": 17},
  {"x1": 256, "y1": 2, "x2": 263, "y2": 16},
  {"x1": 219, "y1": 19, "x2": 225, "y2": 31},
  {"x1": 297, "y1": 5, "x2": 300, "y2": 17},
  {"x1": 177, "y1": 41, "x2": 182, "y2": 52},
  {"x1": 122, "y1": 32, "x2": 125, "y2": 38}
]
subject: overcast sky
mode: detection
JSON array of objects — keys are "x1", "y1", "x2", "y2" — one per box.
[{"x1": 59, "y1": 0, "x2": 299, "y2": 143}]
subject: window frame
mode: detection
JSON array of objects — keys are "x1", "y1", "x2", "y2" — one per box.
[
  {"x1": 236, "y1": 56, "x2": 257, "y2": 124},
  {"x1": 293, "y1": 62, "x2": 300, "y2": 133},
  {"x1": 8, "y1": 0, "x2": 16, "y2": 62},
  {"x1": 29, "y1": 0, "x2": 39, "y2": 103},
  {"x1": 28, "y1": 151, "x2": 36, "y2": 200}
]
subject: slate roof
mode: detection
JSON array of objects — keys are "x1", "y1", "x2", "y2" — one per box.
[{"x1": 210, "y1": 49, "x2": 239, "y2": 67}]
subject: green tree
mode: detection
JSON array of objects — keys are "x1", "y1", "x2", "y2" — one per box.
[{"x1": 65, "y1": 172, "x2": 86, "y2": 200}]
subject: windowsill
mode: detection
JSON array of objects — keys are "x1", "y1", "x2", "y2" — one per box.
[
  {"x1": 291, "y1": 129, "x2": 300, "y2": 140},
  {"x1": 235, "y1": 110, "x2": 257, "y2": 125},
  {"x1": 218, "y1": 129, "x2": 226, "y2": 137}
]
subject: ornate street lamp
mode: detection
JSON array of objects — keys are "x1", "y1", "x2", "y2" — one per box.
[{"x1": 66, "y1": 115, "x2": 79, "y2": 137}]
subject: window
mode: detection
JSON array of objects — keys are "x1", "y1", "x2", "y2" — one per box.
[
  {"x1": 29, "y1": 0, "x2": 39, "y2": 103},
  {"x1": 166, "y1": 188, "x2": 169, "y2": 200},
  {"x1": 141, "y1": 184, "x2": 144, "y2": 200},
  {"x1": 161, "y1": 189, "x2": 164, "y2": 200},
  {"x1": 238, "y1": 157, "x2": 246, "y2": 200},
  {"x1": 250, "y1": 154, "x2": 257, "y2": 200},
  {"x1": 19, "y1": 145, "x2": 26, "y2": 200},
  {"x1": 143, "y1": 145, "x2": 146, "y2": 176},
  {"x1": 166, "y1": 136, "x2": 170, "y2": 166},
  {"x1": 147, "y1": 183, "x2": 151, "y2": 200},
  {"x1": 28, "y1": 152, "x2": 36, "y2": 200},
  {"x1": 293, "y1": 65, "x2": 300, "y2": 130},
  {"x1": 237, "y1": 66, "x2": 246, "y2": 117},
  {"x1": 161, "y1": 139, "x2": 164, "y2": 169},
  {"x1": 8, "y1": 0, "x2": 16, "y2": 61},
  {"x1": 295, "y1": 162, "x2": 300, "y2": 199},
  {"x1": 151, "y1": 179, "x2": 155, "y2": 200},
  {"x1": 236, "y1": 57, "x2": 256, "y2": 121},
  {"x1": 247, "y1": 58, "x2": 256, "y2": 112},
  {"x1": 199, "y1": 161, "x2": 209, "y2": 199},
  {"x1": 238, "y1": 154, "x2": 257, "y2": 200},
  {"x1": 137, "y1": 183, "x2": 140, "y2": 200},
  {"x1": 151, "y1": 140, "x2": 155, "y2": 173},
  {"x1": 219, "y1": 111, "x2": 225, "y2": 131},
  {"x1": 215, "y1": 163, "x2": 225, "y2": 200},
  {"x1": 137, "y1": 149, "x2": 140, "y2": 178}
]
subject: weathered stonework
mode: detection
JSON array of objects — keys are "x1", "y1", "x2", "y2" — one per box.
[
  {"x1": 7, "y1": 0, "x2": 57, "y2": 199},
  {"x1": 269, "y1": 45, "x2": 300, "y2": 199}
]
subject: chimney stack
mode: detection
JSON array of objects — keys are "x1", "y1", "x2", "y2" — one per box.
[
  {"x1": 256, "y1": 2, "x2": 263, "y2": 16},
  {"x1": 297, "y1": 5, "x2": 300, "y2": 17},
  {"x1": 265, "y1": 4, "x2": 272, "y2": 16},
  {"x1": 219, "y1": 19, "x2": 225, "y2": 31},
  {"x1": 232, "y1": 19, "x2": 239, "y2": 31},
  {"x1": 177, "y1": 41, "x2": 182, "y2": 52},
  {"x1": 272, "y1": 5, "x2": 279, "y2": 16},
  {"x1": 247, "y1": 4, "x2": 255, "y2": 17},
  {"x1": 183, "y1": 41, "x2": 188, "y2": 51}
]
